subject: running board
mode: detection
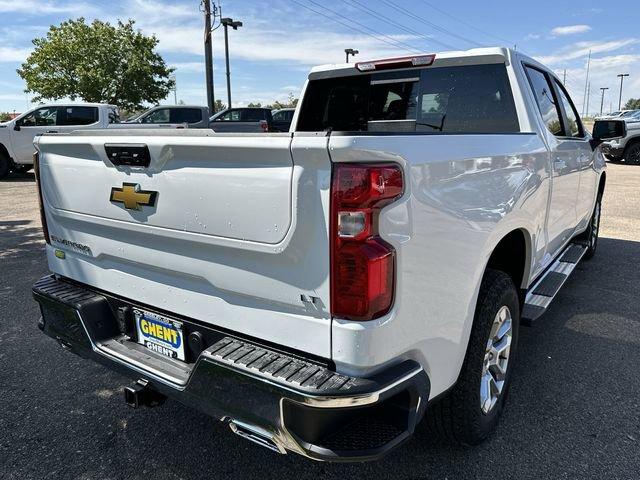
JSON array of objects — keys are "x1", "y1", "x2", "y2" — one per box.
[{"x1": 521, "y1": 242, "x2": 588, "y2": 326}]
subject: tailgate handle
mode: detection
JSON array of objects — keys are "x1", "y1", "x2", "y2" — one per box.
[{"x1": 105, "y1": 144, "x2": 151, "y2": 168}]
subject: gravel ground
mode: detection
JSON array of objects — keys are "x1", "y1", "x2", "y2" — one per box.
[{"x1": 0, "y1": 164, "x2": 638, "y2": 480}]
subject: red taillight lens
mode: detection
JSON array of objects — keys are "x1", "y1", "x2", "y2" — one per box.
[
  {"x1": 331, "y1": 163, "x2": 403, "y2": 321},
  {"x1": 260, "y1": 120, "x2": 269, "y2": 132},
  {"x1": 33, "y1": 152, "x2": 51, "y2": 244}
]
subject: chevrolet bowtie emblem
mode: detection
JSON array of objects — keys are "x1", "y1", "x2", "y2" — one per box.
[{"x1": 110, "y1": 183, "x2": 158, "y2": 210}]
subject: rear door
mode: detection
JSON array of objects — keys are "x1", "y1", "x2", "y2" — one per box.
[
  {"x1": 552, "y1": 79, "x2": 596, "y2": 228},
  {"x1": 170, "y1": 108, "x2": 204, "y2": 126},
  {"x1": 524, "y1": 65, "x2": 580, "y2": 257}
]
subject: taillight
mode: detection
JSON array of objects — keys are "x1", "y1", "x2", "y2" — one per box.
[
  {"x1": 331, "y1": 163, "x2": 403, "y2": 321},
  {"x1": 33, "y1": 152, "x2": 51, "y2": 244},
  {"x1": 260, "y1": 120, "x2": 269, "y2": 133}
]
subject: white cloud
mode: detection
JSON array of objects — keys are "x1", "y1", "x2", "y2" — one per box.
[
  {"x1": 551, "y1": 25, "x2": 592, "y2": 36},
  {"x1": 0, "y1": 46, "x2": 30, "y2": 62},
  {"x1": 536, "y1": 38, "x2": 638, "y2": 65},
  {"x1": 0, "y1": 0, "x2": 96, "y2": 15}
]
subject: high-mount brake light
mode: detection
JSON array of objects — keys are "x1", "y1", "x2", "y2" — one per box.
[
  {"x1": 33, "y1": 152, "x2": 51, "y2": 245},
  {"x1": 355, "y1": 54, "x2": 435, "y2": 72},
  {"x1": 331, "y1": 163, "x2": 404, "y2": 321}
]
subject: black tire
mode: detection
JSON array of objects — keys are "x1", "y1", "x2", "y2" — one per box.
[
  {"x1": 426, "y1": 269, "x2": 520, "y2": 445},
  {"x1": 581, "y1": 196, "x2": 602, "y2": 260},
  {"x1": 624, "y1": 142, "x2": 640, "y2": 165},
  {"x1": 0, "y1": 153, "x2": 10, "y2": 179},
  {"x1": 13, "y1": 164, "x2": 32, "y2": 174}
]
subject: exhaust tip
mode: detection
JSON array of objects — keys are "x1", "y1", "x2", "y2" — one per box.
[{"x1": 228, "y1": 419, "x2": 286, "y2": 454}]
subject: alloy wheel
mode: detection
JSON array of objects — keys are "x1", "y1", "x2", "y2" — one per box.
[{"x1": 480, "y1": 305, "x2": 513, "y2": 414}]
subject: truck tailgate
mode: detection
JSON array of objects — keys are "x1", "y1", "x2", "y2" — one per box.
[{"x1": 35, "y1": 132, "x2": 333, "y2": 357}]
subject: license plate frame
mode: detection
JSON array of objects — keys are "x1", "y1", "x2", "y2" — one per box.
[{"x1": 134, "y1": 309, "x2": 186, "y2": 361}]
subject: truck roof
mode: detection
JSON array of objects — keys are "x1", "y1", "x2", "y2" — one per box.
[{"x1": 309, "y1": 47, "x2": 545, "y2": 77}]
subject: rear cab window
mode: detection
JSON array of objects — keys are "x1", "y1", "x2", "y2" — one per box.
[
  {"x1": 171, "y1": 108, "x2": 203, "y2": 124},
  {"x1": 57, "y1": 106, "x2": 99, "y2": 126},
  {"x1": 296, "y1": 62, "x2": 519, "y2": 134}
]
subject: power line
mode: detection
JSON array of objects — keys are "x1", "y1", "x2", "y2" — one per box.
[
  {"x1": 418, "y1": 0, "x2": 514, "y2": 46},
  {"x1": 379, "y1": 0, "x2": 485, "y2": 49},
  {"x1": 341, "y1": 0, "x2": 459, "y2": 51},
  {"x1": 290, "y1": 0, "x2": 420, "y2": 54}
]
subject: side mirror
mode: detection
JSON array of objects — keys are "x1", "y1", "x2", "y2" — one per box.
[
  {"x1": 591, "y1": 119, "x2": 626, "y2": 149},
  {"x1": 13, "y1": 123, "x2": 21, "y2": 131}
]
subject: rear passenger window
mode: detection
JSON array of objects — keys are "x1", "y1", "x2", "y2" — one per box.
[
  {"x1": 242, "y1": 109, "x2": 266, "y2": 122},
  {"x1": 524, "y1": 66, "x2": 563, "y2": 137},
  {"x1": 58, "y1": 106, "x2": 98, "y2": 126},
  {"x1": 171, "y1": 108, "x2": 202, "y2": 124},
  {"x1": 296, "y1": 63, "x2": 519, "y2": 133},
  {"x1": 554, "y1": 80, "x2": 583, "y2": 138}
]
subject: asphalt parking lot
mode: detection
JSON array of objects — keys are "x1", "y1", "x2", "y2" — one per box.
[{"x1": 1, "y1": 164, "x2": 639, "y2": 480}]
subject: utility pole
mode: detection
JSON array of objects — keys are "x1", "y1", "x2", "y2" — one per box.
[
  {"x1": 222, "y1": 17, "x2": 243, "y2": 109},
  {"x1": 582, "y1": 50, "x2": 591, "y2": 116},
  {"x1": 617, "y1": 73, "x2": 630, "y2": 110},
  {"x1": 586, "y1": 82, "x2": 591, "y2": 117},
  {"x1": 599, "y1": 87, "x2": 609, "y2": 115},
  {"x1": 345, "y1": 48, "x2": 359, "y2": 63},
  {"x1": 203, "y1": 0, "x2": 215, "y2": 114},
  {"x1": 563, "y1": 69, "x2": 567, "y2": 86},
  {"x1": 170, "y1": 74, "x2": 177, "y2": 105}
]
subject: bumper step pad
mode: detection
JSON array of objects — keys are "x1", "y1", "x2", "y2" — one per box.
[{"x1": 522, "y1": 242, "x2": 587, "y2": 326}]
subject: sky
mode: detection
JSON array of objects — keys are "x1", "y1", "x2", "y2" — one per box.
[{"x1": 0, "y1": 0, "x2": 639, "y2": 115}]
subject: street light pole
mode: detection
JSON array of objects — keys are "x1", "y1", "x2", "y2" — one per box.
[
  {"x1": 222, "y1": 17, "x2": 243, "y2": 109},
  {"x1": 617, "y1": 73, "x2": 630, "y2": 110},
  {"x1": 203, "y1": 0, "x2": 215, "y2": 114},
  {"x1": 599, "y1": 87, "x2": 609, "y2": 116},
  {"x1": 345, "y1": 48, "x2": 359, "y2": 63}
]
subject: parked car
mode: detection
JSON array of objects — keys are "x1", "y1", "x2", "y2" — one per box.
[
  {"x1": 602, "y1": 113, "x2": 640, "y2": 164},
  {"x1": 209, "y1": 107, "x2": 272, "y2": 132},
  {"x1": 0, "y1": 103, "x2": 119, "y2": 178},
  {"x1": 124, "y1": 105, "x2": 210, "y2": 128},
  {"x1": 271, "y1": 108, "x2": 295, "y2": 132},
  {"x1": 31, "y1": 48, "x2": 623, "y2": 461}
]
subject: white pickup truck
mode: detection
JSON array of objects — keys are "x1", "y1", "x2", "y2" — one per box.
[
  {"x1": 0, "y1": 103, "x2": 187, "y2": 178},
  {"x1": 31, "y1": 48, "x2": 624, "y2": 461},
  {"x1": 0, "y1": 103, "x2": 120, "y2": 177}
]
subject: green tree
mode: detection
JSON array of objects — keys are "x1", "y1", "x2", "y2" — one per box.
[
  {"x1": 0, "y1": 112, "x2": 11, "y2": 122},
  {"x1": 247, "y1": 102, "x2": 262, "y2": 107},
  {"x1": 17, "y1": 18, "x2": 174, "y2": 110},
  {"x1": 624, "y1": 98, "x2": 640, "y2": 110},
  {"x1": 271, "y1": 92, "x2": 299, "y2": 110},
  {"x1": 213, "y1": 99, "x2": 227, "y2": 113}
]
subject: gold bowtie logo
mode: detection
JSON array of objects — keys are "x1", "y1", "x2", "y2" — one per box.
[{"x1": 110, "y1": 183, "x2": 158, "y2": 210}]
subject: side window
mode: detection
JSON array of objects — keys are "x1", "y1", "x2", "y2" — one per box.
[
  {"x1": 216, "y1": 110, "x2": 241, "y2": 121},
  {"x1": 554, "y1": 80, "x2": 583, "y2": 138},
  {"x1": 18, "y1": 107, "x2": 58, "y2": 127},
  {"x1": 58, "y1": 106, "x2": 99, "y2": 126},
  {"x1": 242, "y1": 109, "x2": 266, "y2": 122},
  {"x1": 524, "y1": 66, "x2": 563, "y2": 137},
  {"x1": 108, "y1": 108, "x2": 120, "y2": 124},
  {"x1": 143, "y1": 109, "x2": 170, "y2": 124},
  {"x1": 272, "y1": 110, "x2": 285, "y2": 121},
  {"x1": 171, "y1": 109, "x2": 202, "y2": 124}
]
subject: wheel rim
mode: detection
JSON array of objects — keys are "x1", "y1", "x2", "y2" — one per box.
[
  {"x1": 628, "y1": 146, "x2": 640, "y2": 164},
  {"x1": 480, "y1": 305, "x2": 513, "y2": 414},
  {"x1": 590, "y1": 202, "x2": 601, "y2": 249}
]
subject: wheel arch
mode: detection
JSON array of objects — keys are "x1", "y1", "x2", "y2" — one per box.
[
  {"x1": 0, "y1": 142, "x2": 10, "y2": 160},
  {"x1": 484, "y1": 228, "x2": 532, "y2": 291}
]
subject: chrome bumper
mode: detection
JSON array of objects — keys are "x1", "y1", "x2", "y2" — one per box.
[{"x1": 33, "y1": 275, "x2": 430, "y2": 462}]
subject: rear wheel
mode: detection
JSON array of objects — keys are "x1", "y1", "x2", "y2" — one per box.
[
  {"x1": 624, "y1": 143, "x2": 640, "y2": 165},
  {"x1": 426, "y1": 269, "x2": 520, "y2": 445},
  {"x1": 0, "y1": 153, "x2": 10, "y2": 179}
]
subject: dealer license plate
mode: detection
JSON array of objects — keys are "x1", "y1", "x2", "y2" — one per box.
[{"x1": 134, "y1": 309, "x2": 186, "y2": 361}]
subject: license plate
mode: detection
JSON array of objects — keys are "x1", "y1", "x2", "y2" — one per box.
[{"x1": 134, "y1": 309, "x2": 185, "y2": 361}]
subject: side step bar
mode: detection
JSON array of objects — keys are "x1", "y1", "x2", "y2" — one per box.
[{"x1": 521, "y1": 242, "x2": 588, "y2": 326}]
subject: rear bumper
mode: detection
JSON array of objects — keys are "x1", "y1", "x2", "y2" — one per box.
[{"x1": 32, "y1": 275, "x2": 430, "y2": 462}]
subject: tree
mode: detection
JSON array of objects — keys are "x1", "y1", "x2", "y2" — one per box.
[
  {"x1": 213, "y1": 99, "x2": 227, "y2": 112},
  {"x1": 271, "y1": 92, "x2": 299, "y2": 110},
  {"x1": 0, "y1": 112, "x2": 11, "y2": 122},
  {"x1": 17, "y1": 18, "x2": 174, "y2": 110},
  {"x1": 624, "y1": 98, "x2": 640, "y2": 110},
  {"x1": 247, "y1": 102, "x2": 262, "y2": 107}
]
